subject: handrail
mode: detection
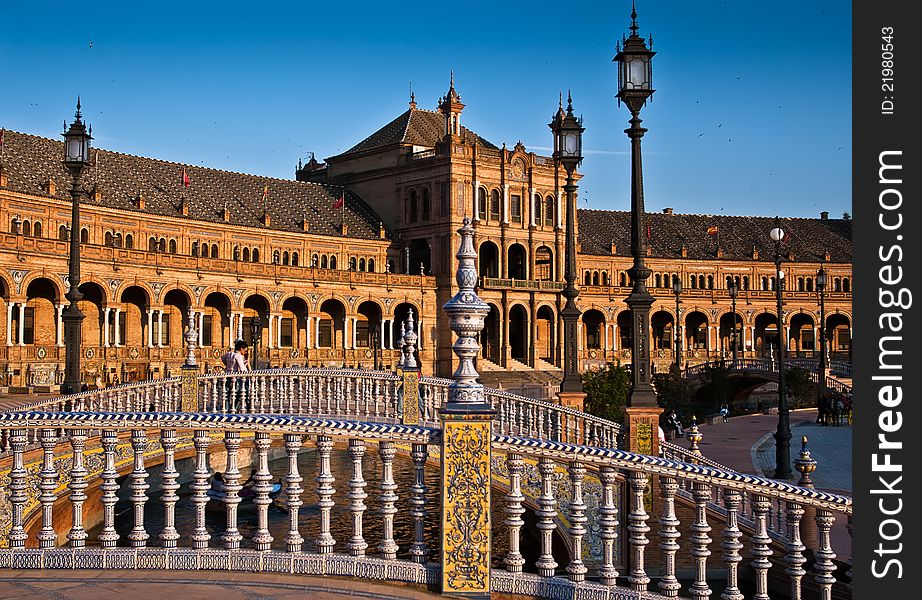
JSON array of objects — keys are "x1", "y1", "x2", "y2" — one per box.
[{"x1": 659, "y1": 439, "x2": 733, "y2": 471}]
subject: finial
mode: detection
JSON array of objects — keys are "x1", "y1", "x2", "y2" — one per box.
[
  {"x1": 687, "y1": 415, "x2": 703, "y2": 458},
  {"x1": 184, "y1": 310, "x2": 198, "y2": 367},
  {"x1": 75, "y1": 96, "x2": 82, "y2": 120},
  {"x1": 402, "y1": 308, "x2": 418, "y2": 369},
  {"x1": 567, "y1": 90, "x2": 574, "y2": 114},
  {"x1": 298, "y1": 157, "x2": 302, "y2": 170},
  {"x1": 450, "y1": 70, "x2": 454, "y2": 87},
  {"x1": 559, "y1": 91, "x2": 563, "y2": 109},
  {"x1": 630, "y1": 1, "x2": 639, "y2": 36},
  {"x1": 794, "y1": 434, "x2": 818, "y2": 487}
]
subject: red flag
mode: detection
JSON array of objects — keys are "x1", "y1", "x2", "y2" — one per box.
[
  {"x1": 333, "y1": 191, "x2": 344, "y2": 210},
  {"x1": 707, "y1": 225, "x2": 719, "y2": 236},
  {"x1": 181, "y1": 167, "x2": 190, "y2": 188},
  {"x1": 646, "y1": 223, "x2": 651, "y2": 239}
]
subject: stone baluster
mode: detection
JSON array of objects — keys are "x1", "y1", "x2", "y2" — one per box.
[
  {"x1": 814, "y1": 509, "x2": 837, "y2": 600},
  {"x1": 253, "y1": 431, "x2": 274, "y2": 551},
  {"x1": 315, "y1": 435, "x2": 336, "y2": 553},
  {"x1": 690, "y1": 481, "x2": 713, "y2": 599},
  {"x1": 409, "y1": 443, "x2": 429, "y2": 563},
  {"x1": 346, "y1": 439, "x2": 368, "y2": 556},
  {"x1": 598, "y1": 465, "x2": 620, "y2": 586},
  {"x1": 720, "y1": 489, "x2": 745, "y2": 600},
  {"x1": 190, "y1": 430, "x2": 212, "y2": 549},
  {"x1": 785, "y1": 501, "x2": 807, "y2": 600},
  {"x1": 284, "y1": 433, "x2": 304, "y2": 552},
  {"x1": 222, "y1": 431, "x2": 243, "y2": 549},
  {"x1": 504, "y1": 452, "x2": 526, "y2": 573},
  {"x1": 128, "y1": 430, "x2": 150, "y2": 547},
  {"x1": 627, "y1": 470, "x2": 651, "y2": 592},
  {"x1": 658, "y1": 476, "x2": 681, "y2": 597},
  {"x1": 567, "y1": 461, "x2": 588, "y2": 582},
  {"x1": 6, "y1": 429, "x2": 28, "y2": 547},
  {"x1": 536, "y1": 457, "x2": 558, "y2": 577},
  {"x1": 159, "y1": 429, "x2": 180, "y2": 548},
  {"x1": 95, "y1": 430, "x2": 121, "y2": 548},
  {"x1": 37, "y1": 429, "x2": 59, "y2": 548},
  {"x1": 378, "y1": 441, "x2": 399, "y2": 560},
  {"x1": 750, "y1": 494, "x2": 773, "y2": 600},
  {"x1": 67, "y1": 429, "x2": 90, "y2": 548}
]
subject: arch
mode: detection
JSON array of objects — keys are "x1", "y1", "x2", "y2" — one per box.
[
  {"x1": 59, "y1": 224, "x2": 68, "y2": 241},
  {"x1": 280, "y1": 296, "x2": 309, "y2": 353},
  {"x1": 32, "y1": 221, "x2": 42, "y2": 237},
  {"x1": 761, "y1": 276, "x2": 769, "y2": 291},
  {"x1": 252, "y1": 248, "x2": 260, "y2": 263},
  {"x1": 318, "y1": 298, "x2": 347, "y2": 350},
  {"x1": 121, "y1": 285, "x2": 152, "y2": 348},
  {"x1": 601, "y1": 272, "x2": 609, "y2": 286},
  {"x1": 349, "y1": 257, "x2": 357, "y2": 271},
  {"x1": 478, "y1": 187, "x2": 487, "y2": 220},
  {"x1": 508, "y1": 304, "x2": 528, "y2": 361},
  {"x1": 806, "y1": 277, "x2": 814, "y2": 292},
  {"x1": 191, "y1": 241, "x2": 199, "y2": 257},
  {"x1": 797, "y1": 277, "x2": 805, "y2": 292},
  {"x1": 544, "y1": 195, "x2": 555, "y2": 227},
  {"x1": 754, "y1": 312, "x2": 780, "y2": 357},
  {"x1": 535, "y1": 304, "x2": 555, "y2": 362},
  {"x1": 320, "y1": 255, "x2": 328, "y2": 269},
  {"x1": 80, "y1": 228, "x2": 89, "y2": 243},
  {"x1": 22, "y1": 220, "x2": 31, "y2": 237},
  {"x1": 243, "y1": 247, "x2": 251, "y2": 262},
  {"x1": 105, "y1": 231, "x2": 114, "y2": 246},
  {"x1": 204, "y1": 291, "x2": 233, "y2": 350},
  {"x1": 78, "y1": 282, "x2": 106, "y2": 348},
  {"x1": 707, "y1": 275, "x2": 714, "y2": 289},
  {"x1": 842, "y1": 277, "x2": 850, "y2": 292},
  {"x1": 619, "y1": 272, "x2": 627, "y2": 287},
  {"x1": 481, "y1": 303, "x2": 501, "y2": 364},
  {"x1": 211, "y1": 244, "x2": 218, "y2": 259},
  {"x1": 158, "y1": 238, "x2": 167, "y2": 253},
  {"x1": 123, "y1": 233, "x2": 133, "y2": 249},
  {"x1": 21, "y1": 278, "x2": 60, "y2": 346},
  {"x1": 789, "y1": 312, "x2": 816, "y2": 356},
  {"x1": 329, "y1": 255, "x2": 337, "y2": 270},
  {"x1": 242, "y1": 293, "x2": 272, "y2": 364},
  {"x1": 826, "y1": 313, "x2": 851, "y2": 357},
  {"x1": 409, "y1": 239, "x2": 431, "y2": 275},
  {"x1": 533, "y1": 193, "x2": 543, "y2": 225},
  {"x1": 358, "y1": 257, "x2": 366, "y2": 272},
  {"x1": 719, "y1": 311, "x2": 743, "y2": 354},
  {"x1": 356, "y1": 300, "x2": 383, "y2": 354},
  {"x1": 655, "y1": 274, "x2": 662, "y2": 288},
  {"x1": 582, "y1": 309, "x2": 605, "y2": 350},
  {"x1": 592, "y1": 272, "x2": 600, "y2": 286},
  {"x1": 283, "y1": 251, "x2": 290, "y2": 266},
  {"x1": 162, "y1": 289, "x2": 192, "y2": 348},
  {"x1": 651, "y1": 310, "x2": 675, "y2": 351},
  {"x1": 366, "y1": 257, "x2": 374, "y2": 273},
  {"x1": 616, "y1": 310, "x2": 633, "y2": 351},
  {"x1": 507, "y1": 244, "x2": 527, "y2": 280},
  {"x1": 391, "y1": 301, "x2": 420, "y2": 361},
  {"x1": 534, "y1": 246, "x2": 553, "y2": 281},
  {"x1": 833, "y1": 277, "x2": 841, "y2": 292},
  {"x1": 743, "y1": 275, "x2": 750, "y2": 290},
  {"x1": 273, "y1": 250, "x2": 281, "y2": 264},
  {"x1": 684, "y1": 310, "x2": 709, "y2": 351},
  {"x1": 584, "y1": 271, "x2": 592, "y2": 286}
]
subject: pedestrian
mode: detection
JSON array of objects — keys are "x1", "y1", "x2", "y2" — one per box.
[
  {"x1": 719, "y1": 404, "x2": 729, "y2": 423},
  {"x1": 227, "y1": 340, "x2": 250, "y2": 411}
]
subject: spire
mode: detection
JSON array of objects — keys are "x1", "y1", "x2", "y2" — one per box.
[
  {"x1": 438, "y1": 72, "x2": 465, "y2": 138},
  {"x1": 75, "y1": 96, "x2": 83, "y2": 121},
  {"x1": 630, "y1": 0, "x2": 639, "y2": 36}
]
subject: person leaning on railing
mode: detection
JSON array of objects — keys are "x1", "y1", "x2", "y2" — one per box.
[{"x1": 221, "y1": 340, "x2": 250, "y2": 412}]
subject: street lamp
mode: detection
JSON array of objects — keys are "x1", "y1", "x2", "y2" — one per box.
[
  {"x1": 61, "y1": 98, "x2": 92, "y2": 395},
  {"x1": 770, "y1": 218, "x2": 792, "y2": 479},
  {"x1": 249, "y1": 316, "x2": 263, "y2": 371},
  {"x1": 728, "y1": 278, "x2": 739, "y2": 367},
  {"x1": 614, "y1": 4, "x2": 658, "y2": 408},
  {"x1": 371, "y1": 326, "x2": 380, "y2": 370},
  {"x1": 672, "y1": 275, "x2": 682, "y2": 372},
  {"x1": 816, "y1": 259, "x2": 828, "y2": 397},
  {"x1": 548, "y1": 92, "x2": 584, "y2": 403}
]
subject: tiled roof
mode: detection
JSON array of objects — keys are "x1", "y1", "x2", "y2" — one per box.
[
  {"x1": 577, "y1": 209, "x2": 852, "y2": 263},
  {"x1": 339, "y1": 108, "x2": 498, "y2": 156},
  {"x1": 0, "y1": 129, "x2": 389, "y2": 241}
]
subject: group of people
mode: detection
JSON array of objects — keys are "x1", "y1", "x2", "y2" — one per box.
[{"x1": 817, "y1": 390, "x2": 852, "y2": 426}]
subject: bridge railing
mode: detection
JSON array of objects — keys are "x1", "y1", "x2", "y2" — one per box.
[
  {"x1": 0, "y1": 411, "x2": 851, "y2": 600},
  {"x1": 4, "y1": 369, "x2": 622, "y2": 449}
]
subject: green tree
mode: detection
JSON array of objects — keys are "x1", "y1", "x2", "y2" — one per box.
[
  {"x1": 581, "y1": 362, "x2": 630, "y2": 423},
  {"x1": 785, "y1": 365, "x2": 816, "y2": 409},
  {"x1": 698, "y1": 363, "x2": 731, "y2": 412}
]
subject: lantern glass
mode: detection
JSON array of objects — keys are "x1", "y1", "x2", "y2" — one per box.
[
  {"x1": 728, "y1": 280, "x2": 738, "y2": 298},
  {"x1": 65, "y1": 136, "x2": 87, "y2": 164},
  {"x1": 563, "y1": 131, "x2": 579, "y2": 156},
  {"x1": 673, "y1": 277, "x2": 682, "y2": 296},
  {"x1": 816, "y1": 268, "x2": 827, "y2": 289},
  {"x1": 770, "y1": 227, "x2": 784, "y2": 242}
]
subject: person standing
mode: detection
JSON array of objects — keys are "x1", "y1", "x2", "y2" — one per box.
[{"x1": 227, "y1": 340, "x2": 250, "y2": 411}]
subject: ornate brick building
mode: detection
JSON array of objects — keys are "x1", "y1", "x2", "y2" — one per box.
[{"x1": 0, "y1": 79, "x2": 851, "y2": 392}]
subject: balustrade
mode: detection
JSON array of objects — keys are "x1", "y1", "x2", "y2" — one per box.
[{"x1": 0, "y1": 410, "x2": 850, "y2": 600}]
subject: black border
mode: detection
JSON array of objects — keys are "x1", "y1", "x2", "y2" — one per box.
[{"x1": 852, "y1": 2, "x2": 919, "y2": 597}]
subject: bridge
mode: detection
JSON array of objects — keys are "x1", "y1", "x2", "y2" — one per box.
[
  {"x1": 682, "y1": 358, "x2": 852, "y2": 396},
  {"x1": 0, "y1": 220, "x2": 851, "y2": 599}
]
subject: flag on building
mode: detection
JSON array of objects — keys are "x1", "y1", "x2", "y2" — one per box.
[
  {"x1": 261, "y1": 184, "x2": 269, "y2": 204},
  {"x1": 646, "y1": 223, "x2": 651, "y2": 239},
  {"x1": 707, "y1": 225, "x2": 719, "y2": 236},
  {"x1": 181, "y1": 167, "x2": 190, "y2": 188},
  {"x1": 332, "y1": 190, "x2": 344, "y2": 210}
]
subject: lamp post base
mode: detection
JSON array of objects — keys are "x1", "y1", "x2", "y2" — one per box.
[
  {"x1": 626, "y1": 406, "x2": 662, "y2": 456},
  {"x1": 557, "y1": 390, "x2": 585, "y2": 412}
]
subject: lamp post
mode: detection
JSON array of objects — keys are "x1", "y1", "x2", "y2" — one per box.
[
  {"x1": 371, "y1": 326, "x2": 380, "y2": 370},
  {"x1": 728, "y1": 279, "x2": 739, "y2": 367},
  {"x1": 672, "y1": 276, "x2": 682, "y2": 373},
  {"x1": 61, "y1": 99, "x2": 92, "y2": 395},
  {"x1": 816, "y1": 260, "x2": 828, "y2": 397},
  {"x1": 614, "y1": 4, "x2": 658, "y2": 408},
  {"x1": 548, "y1": 92, "x2": 584, "y2": 408},
  {"x1": 249, "y1": 316, "x2": 263, "y2": 371},
  {"x1": 770, "y1": 218, "x2": 792, "y2": 479}
]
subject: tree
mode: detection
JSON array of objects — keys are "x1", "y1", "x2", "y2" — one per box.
[
  {"x1": 581, "y1": 362, "x2": 630, "y2": 423},
  {"x1": 698, "y1": 363, "x2": 731, "y2": 413},
  {"x1": 654, "y1": 363, "x2": 694, "y2": 411},
  {"x1": 785, "y1": 365, "x2": 816, "y2": 409}
]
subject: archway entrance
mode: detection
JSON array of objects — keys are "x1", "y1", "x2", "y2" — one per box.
[{"x1": 509, "y1": 305, "x2": 528, "y2": 362}]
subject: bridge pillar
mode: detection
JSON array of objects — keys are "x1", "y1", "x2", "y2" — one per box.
[
  {"x1": 440, "y1": 218, "x2": 494, "y2": 599},
  {"x1": 181, "y1": 310, "x2": 199, "y2": 411}
]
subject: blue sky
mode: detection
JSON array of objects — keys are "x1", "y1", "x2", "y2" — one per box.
[{"x1": 0, "y1": 1, "x2": 851, "y2": 218}]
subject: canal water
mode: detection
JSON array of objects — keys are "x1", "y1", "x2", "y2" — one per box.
[{"x1": 86, "y1": 445, "x2": 560, "y2": 571}]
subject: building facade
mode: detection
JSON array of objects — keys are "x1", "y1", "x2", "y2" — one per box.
[{"x1": 0, "y1": 80, "x2": 851, "y2": 392}]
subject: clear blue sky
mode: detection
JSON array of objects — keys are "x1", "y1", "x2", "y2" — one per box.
[{"x1": 0, "y1": 1, "x2": 851, "y2": 219}]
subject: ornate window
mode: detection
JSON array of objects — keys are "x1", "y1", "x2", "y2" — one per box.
[
  {"x1": 32, "y1": 221, "x2": 42, "y2": 237},
  {"x1": 478, "y1": 187, "x2": 487, "y2": 219},
  {"x1": 252, "y1": 248, "x2": 260, "y2": 262},
  {"x1": 544, "y1": 195, "x2": 555, "y2": 227},
  {"x1": 368, "y1": 258, "x2": 375, "y2": 272},
  {"x1": 291, "y1": 252, "x2": 299, "y2": 266},
  {"x1": 210, "y1": 244, "x2": 218, "y2": 259},
  {"x1": 80, "y1": 228, "x2": 89, "y2": 243},
  {"x1": 490, "y1": 189, "x2": 500, "y2": 221},
  {"x1": 125, "y1": 234, "x2": 134, "y2": 249},
  {"x1": 510, "y1": 195, "x2": 522, "y2": 223},
  {"x1": 59, "y1": 225, "x2": 68, "y2": 240}
]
